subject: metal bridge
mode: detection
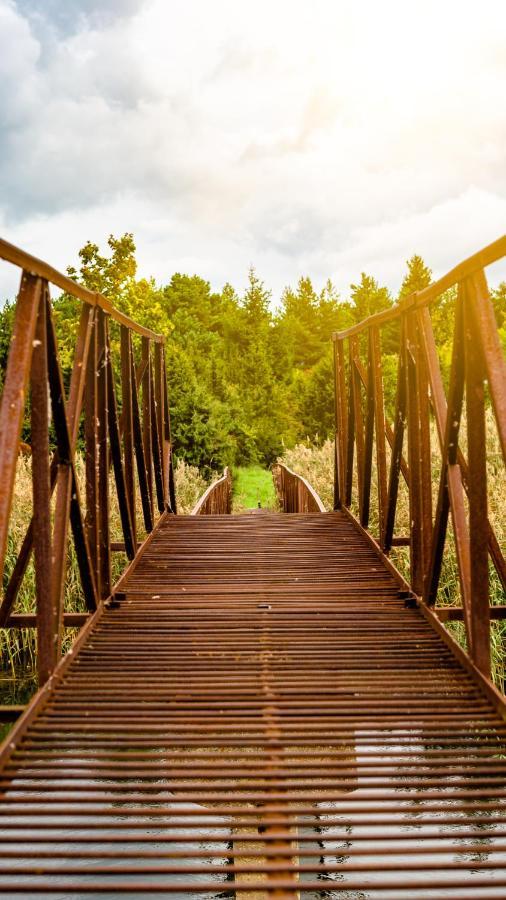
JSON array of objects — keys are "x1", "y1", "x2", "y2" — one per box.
[{"x1": 0, "y1": 236, "x2": 505, "y2": 897}]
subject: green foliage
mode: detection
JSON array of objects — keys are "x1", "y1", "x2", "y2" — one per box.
[
  {"x1": 232, "y1": 466, "x2": 277, "y2": 511},
  {"x1": 491, "y1": 282, "x2": 506, "y2": 328},
  {"x1": 398, "y1": 254, "x2": 432, "y2": 300},
  {"x1": 67, "y1": 233, "x2": 137, "y2": 301},
  {"x1": 3, "y1": 236, "x2": 497, "y2": 476},
  {"x1": 0, "y1": 300, "x2": 15, "y2": 395},
  {"x1": 350, "y1": 273, "x2": 392, "y2": 323}
]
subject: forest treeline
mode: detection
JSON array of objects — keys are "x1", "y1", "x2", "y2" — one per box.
[{"x1": 0, "y1": 234, "x2": 504, "y2": 474}]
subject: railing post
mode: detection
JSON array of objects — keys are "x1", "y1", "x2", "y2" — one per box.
[
  {"x1": 97, "y1": 309, "x2": 111, "y2": 599},
  {"x1": 153, "y1": 342, "x2": 166, "y2": 512},
  {"x1": 334, "y1": 339, "x2": 348, "y2": 509},
  {"x1": 369, "y1": 326, "x2": 388, "y2": 546},
  {"x1": 468, "y1": 269, "x2": 506, "y2": 462},
  {"x1": 121, "y1": 326, "x2": 137, "y2": 546},
  {"x1": 141, "y1": 337, "x2": 154, "y2": 523},
  {"x1": 361, "y1": 329, "x2": 375, "y2": 528},
  {"x1": 106, "y1": 325, "x2": 136, "y2": 561},
  {"x1": 332, "y1": 338, "x2": 341, "y2": 510},
  {"x1": 384, "y1": 317, "x2": 407, "y2": 552},
  {"x1": 464, "y1": 276, "x2": 491, "y2": 677},
  {"x1": 30, "y1": 286, "x2": 55, "y2": 684},
  {"x1": 85, "y1": 311, "x2": 99, "y2": 590},
  {"x1": 350, "y1": 335, "x2": 364, "y2": 513},
  {"x1": 162, "y1": 348, "x2": 177, "y2": 513},
  {"x1": 405, "y1": 308, "x2": 432, "y2": 595},
  {"x1": 344, "y1": 340, "x2": 355, "y2": 507},
  {"x1": 0, "y1": 272, "x2": 41, "y2": 592},
  {"x1": 130, "y1": 339, "x2": 154, "y2": 533},
  {"x1": 418, "y1": 296, "x2": 471, "y2": 632}
]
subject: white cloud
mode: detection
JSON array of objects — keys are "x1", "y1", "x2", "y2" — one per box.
[{"x1": 0, "y1": 0, "x2": 505, "y2": 304}]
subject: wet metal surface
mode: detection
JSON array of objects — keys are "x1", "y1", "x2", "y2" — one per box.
[{"x1": 0, "y1": 511, "x2": 506, "y2": 897}]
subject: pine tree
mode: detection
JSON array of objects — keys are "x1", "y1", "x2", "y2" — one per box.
[
  {"x1": 398, "y1": 255, "x2": 432, "y2": 301},
  {"x1": 349, "y1": 274, "x2": 392, "y2": 324}
]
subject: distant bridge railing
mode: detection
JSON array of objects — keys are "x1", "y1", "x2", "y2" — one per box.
[
  {"x1": 333, "y1": 236, "x2": 506, "y2": 680},
  {"x1": 274, "y1": 463, "x2": 326, "y2": 513},
  {"x1": 0, "y1": 238, "x2": 177, "y2": 684},
  {"x1": 191, "y1": 467, "x2": 232, "y2": 514}
]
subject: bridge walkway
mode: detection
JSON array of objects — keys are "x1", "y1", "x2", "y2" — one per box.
[{"x1": 0, "y1": 511, "x2": 505, "y2": 897}]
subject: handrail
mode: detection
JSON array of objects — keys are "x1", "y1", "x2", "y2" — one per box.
[
  {"x1": 332, "y1": 236, "x2": 506, "y2": 682},
  {"x1": 334, "y1": 234, "x2": 506, "y2": 340},
  {"x1": 0, "y1": 239, "x2": 177, "y2": 685},
  {"x1": 0, "y1": 237, "x2": 163, "y2": 341},
  {"x1": 273, "y1": 463, "x2": 326, "y2": 513},
  {"x1": 191, "y1": 467, "x2": 232, "y2": 514}
]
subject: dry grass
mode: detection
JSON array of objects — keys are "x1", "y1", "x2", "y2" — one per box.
[
  {"x1": 1, "y1": 454, "x2": 209, "y2": 672},
  {"x1": 279, "y1": 415, "x2": 505, "y2": 689},
  {"x1": 173, "y1": 458, "x2": 208, "y2": 514},
  {"x1": 281, "y1": 440, "x2": 335, "y2": 511}
]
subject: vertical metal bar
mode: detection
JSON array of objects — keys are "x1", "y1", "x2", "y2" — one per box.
[
  {"x1": 50, "y1": 302, "x2": 95, "y2": 656},
  {"x1": 405, "y1": 310, "x2": 432, "y2": 594},
  {"x1": 417, "y1": 301, "x2": 471, "y2": 621},
  {"x1": 468, "y1": 268, "x2": 506, "y2": 464},
  {"x1": 154, "y1": 342, "x2": 166, "y2": 504},
  {"x1": 30, "y1": 287, "x2": 55, "y2": 685},
  {"x1": 429, "y1": 292, "x2": 472, "y2": 637},
  {"x1": 405, "y1": 314, "x2": 422, "y2": 593},
  {"x1": 350, "y1": 336, "x2": 364, "y2": 513},
  {"x1": 344, "y1": 340, "x2": 355, "y2": 507},
  {"x1": 361, "y1": 329, "x2": 375, "y2": 528},
  {"x1": 332, "y1": 338, "x2": 341, "y2": 511},
  {"x1": 149, "y1": 359, "x2": 165, "y2": 514},
  {"x1": 0, "y1": 272, "x2": 41, "y2": 590},
  {"x1": 418, "y1": 302, "x2": 506, "y2": 596},
  {"x1": 424, "y1": 471, "x2": 451, "y2": 609},
  {"x1": 120, "y1": 326, "x2": 137, "y2": 547},
  {"x1": 417, "y1": 317, "x2": 433, "y2": 588},
  {"x1": 384, "y1": 319, "x2": 407, "y2": 551},
  {"x1": 370, "y1": 326, "x2": 388, "y2": 546},
  {"x1": 336, "y1": 340, "x2": 348, "y2": 507},
  {"x1": 85, "y1": 313, "x2": 99, "y2": 589},
  {"x1": 96, "y1": 309, "x2": 111, "y2": 600},
  {"x1": 464, "y1": 278, "x2": 491, "y2": 677},
  {"x1": 106, "y1": 328, "x2": 136, "y2": 561},
  {"x1": 130, "y1": 340, "x2": 154, "y2": 533},
  {"x1": 45, "y1": 299, "x2": 98, "y2": 613},
  {"x1": 141, "y1": 337, "x2": 154, "y2": 522},
  {"x1": 162, "y1": 349, "x2": 177, "y2": 514}
]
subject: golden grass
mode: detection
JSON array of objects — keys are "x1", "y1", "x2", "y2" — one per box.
[
  {"x1": 1, "y1": 454, "x2": 209, "y2": 672},
  {"x1": 279, "y1": 415, "x2": 505, "y2": 689}
]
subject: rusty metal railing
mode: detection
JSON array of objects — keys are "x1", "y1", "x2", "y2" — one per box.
[
  {"x1": 0, "y1": 238, "x2": 177, "y2": 684},
  {"x1": 274, "y1": 463, "x2": 326, "y2": 513},
  {"x1": 332, "y1": 235, "x2": 506, "y2": 680},
  {"x1": 191, "y1": 467, "x2": 232, "y2": 514}
]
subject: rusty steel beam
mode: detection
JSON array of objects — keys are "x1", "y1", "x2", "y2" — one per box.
[
  {"x1": 0, "y1": 242, "x2": 172, "y2": 678},
  {"x1": 0, "y1": 273, "x2": 41, "y2": 592},
  {"x1": 0, "y1": 237, "x2": 164, "y2": 342},
  {"x1": 332, "y1": 241, "x2": 506, "y2": 688}
]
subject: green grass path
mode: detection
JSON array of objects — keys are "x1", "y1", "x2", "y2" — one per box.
[{"x1": 232, "y1": 466, "x2": 277, "y2": 512}]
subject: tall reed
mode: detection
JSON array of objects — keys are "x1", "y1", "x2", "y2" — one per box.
[
  {"x1": 279, "y1": 417, "x2": 505, "y2": 689},
  {"x1": 1, "y1": 454, "x2": 209, "y2": 674}
]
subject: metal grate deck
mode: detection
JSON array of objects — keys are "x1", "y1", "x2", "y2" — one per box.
[{"x1": 1, "y1": 511, "x2": 506, "y2": 897}]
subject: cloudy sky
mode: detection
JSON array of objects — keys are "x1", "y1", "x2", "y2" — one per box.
[{"x1": 1, "y1": 0, "x2": 505, "y2": 303}]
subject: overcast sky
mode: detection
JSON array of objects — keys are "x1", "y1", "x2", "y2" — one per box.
[{"x1": 1, "y1": 0, "x2": 505, "y2": 304}]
